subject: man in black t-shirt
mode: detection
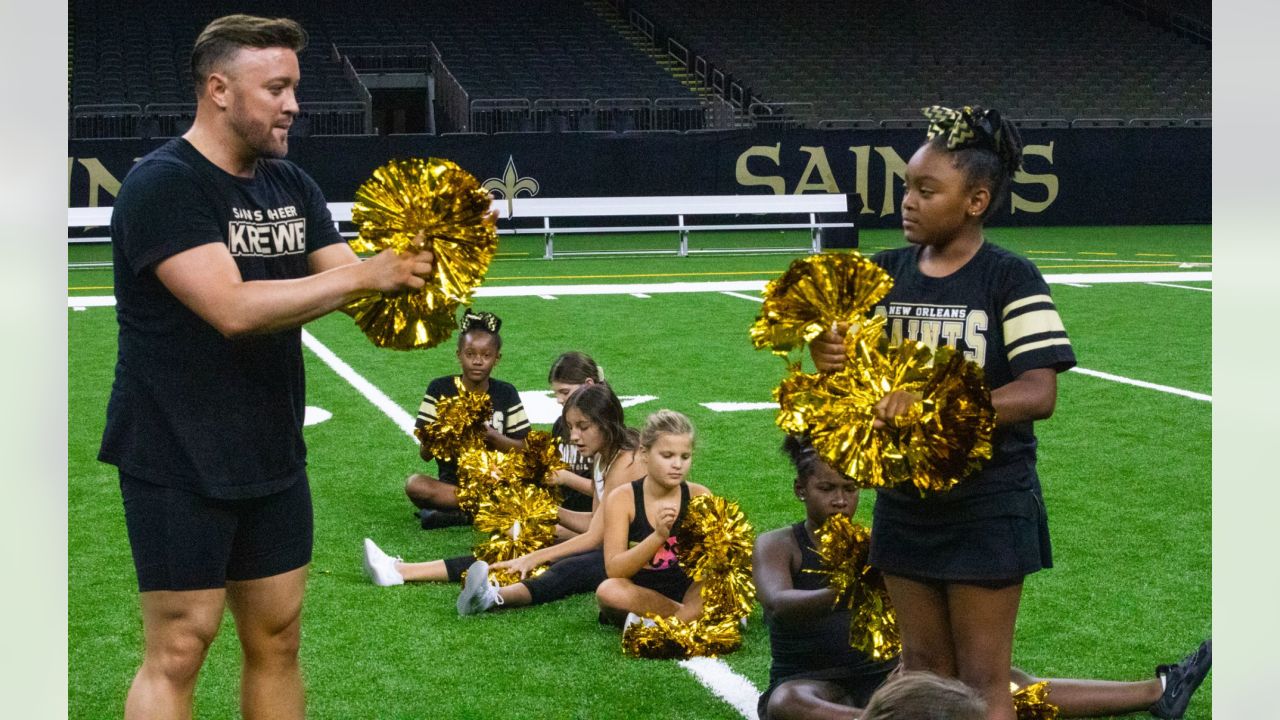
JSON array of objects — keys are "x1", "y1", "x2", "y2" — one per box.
[{"x1": 97, "y1": 15, "x2": 435, "y2": 719}]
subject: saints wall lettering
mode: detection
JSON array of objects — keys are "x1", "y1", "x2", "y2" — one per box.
[
  {"x1": 734, "y1": 143, "x2": 1060, "y2": 217},
  {"x1": 68, "y1": 157, "x2": 126, "y2": 207},
  {"x1": 66, "y1": 129, "x2": 1209, "y2": 227}
]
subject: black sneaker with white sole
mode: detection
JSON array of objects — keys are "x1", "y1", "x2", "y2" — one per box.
[{"x1": 1149, "y1": 638, "x2": 1212, "y2": 719}]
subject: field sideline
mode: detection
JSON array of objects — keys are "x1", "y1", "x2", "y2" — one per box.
[{"x1": 68, "y1": 226, "x2": 1212, "y2": 719}]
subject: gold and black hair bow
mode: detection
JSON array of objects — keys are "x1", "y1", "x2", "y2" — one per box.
[
  {"x1": 460, "y1": 308, "x2": 502, "y2": 334},
  {"x1": 922, "y1": 105, "x2": 1004, "y2": 154}
]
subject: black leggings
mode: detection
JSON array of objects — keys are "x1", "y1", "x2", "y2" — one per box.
[
  {"x1": 525, "y1": 550, "x2": 606, "y2": 605},
  {"x1": 443, "y1": 550, "x2": 606, "y2": 606}
]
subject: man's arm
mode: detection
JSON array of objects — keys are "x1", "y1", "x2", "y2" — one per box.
[{"x1": 154, "y1": 242, "x2": 433, "y2": 338}]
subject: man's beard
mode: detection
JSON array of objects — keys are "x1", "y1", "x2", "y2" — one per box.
[{"x1": 229, "y1": 106, "x2": 288, "y2": 159}]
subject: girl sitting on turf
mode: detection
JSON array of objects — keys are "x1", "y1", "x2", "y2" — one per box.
[
  {"x1": 756, "y1": 435, "x2": 1212, "y2": 720},
  {"x1": 546, "y1": 351, "x2": 605, "y2": 533},
  {"x1": 366, "y1": 383, "x2": 646, "y2": 616},
  {"x1": 596, "y1": 409, "x2": 710, "y2": 626},
  {"x1": 407, "y1": 309, "x2": 530, "y2": 529}
]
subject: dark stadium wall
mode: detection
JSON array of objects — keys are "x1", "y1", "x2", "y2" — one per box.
[{"x1": 67, "y1": 128, "x2": 1210, "y2": 227}]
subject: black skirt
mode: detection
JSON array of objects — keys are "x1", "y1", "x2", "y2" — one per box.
[{"x1": 868, "y1": 487, "x2": 1052, "y2": 583}]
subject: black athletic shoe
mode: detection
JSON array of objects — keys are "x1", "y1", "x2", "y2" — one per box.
[
  {"x1": 1150, "y1": 638, "x2": 1212, "y2": 719},
  {"x1": 418, "y1": 508, "x2": 470, "y2": 530}
]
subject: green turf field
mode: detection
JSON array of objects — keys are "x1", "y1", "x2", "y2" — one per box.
[{"x1": 67, "y1": 225, "x2": 1211, "y2": 719}]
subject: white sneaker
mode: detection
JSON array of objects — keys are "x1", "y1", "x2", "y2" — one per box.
[
  {"x1": 362, "y1": 538, "x2": 404, "y2": 587},
  {"x1": 624, "y1": 612, "x2": 656, "y2": 629},
  {"x1": 457, "y1": 560, "x2": 504, "y2": 615}
]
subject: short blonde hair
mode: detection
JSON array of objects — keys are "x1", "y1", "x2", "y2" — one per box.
[{"x1": 639, "y1": 409, "x2": 695, "y2": 449}]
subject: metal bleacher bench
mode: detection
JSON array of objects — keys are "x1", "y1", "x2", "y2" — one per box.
[{"x1": 69, "y1": 194, "x2": 854, "y2": 259}]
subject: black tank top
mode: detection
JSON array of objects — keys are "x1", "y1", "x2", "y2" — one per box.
[
  {"x1": 765, "y1": 522, "x2": 893, "y2": 687},
  {"x1": 627, "y1": 478, "x2": 690, "y2": 573}
]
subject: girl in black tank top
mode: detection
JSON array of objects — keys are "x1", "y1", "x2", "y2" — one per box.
[
  {"x1": 754, "y1": 436, "x2": 1206, "y2": 720},
  {"x1": 597, "y1": 410, "x2": 710, "y2": 626}
]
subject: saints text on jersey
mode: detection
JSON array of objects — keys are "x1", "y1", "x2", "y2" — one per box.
[
  {"x1": 228, "y1": 205, "x2": 306, "y2": 257},
  {"x1": 873, "y1": 302, "x2": 989, "y2": 366}
]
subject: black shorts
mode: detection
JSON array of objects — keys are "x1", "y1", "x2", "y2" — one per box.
[
  {"x1": 120, "y1": 472, "x2": 313, "y2": 592},
  {"x1": 634, "y1": 566, "x2": 693, "y2": 602}
]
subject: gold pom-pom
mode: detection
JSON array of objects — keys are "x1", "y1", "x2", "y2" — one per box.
[
  {"x1": 775, "y1": 319, "x2": 995, "y2": 495},
  {"x1": 515, "y1": 430, "x2": 569, "y2": 489},
  {"x1": 1012, "y1": 681, "x2": 1060, "y2": 720},
  {"x1": 455, "y1": 448, "x2": 519, "y2": 515},
  {"x1": 415, "y1": 380, "x2": 493, "y2": 462},
  {"x1": 622, "y1": 615, "x2": 743, "y2": 659},
  {"x1": 472, "y1": 481, "x2": 560, "y2": 577},
  {"x1": 749, "y1": 252, "x2": 894, "y2": 359},
  {"x1": 804, "y1": 514, "x2": 901, "y2": 661},
  {"x1": 344, "y1": 158, "x2": 498, "y2": 350},
  {"x1": 679, "y1": 495, "x2": 756, "y2": 620}
]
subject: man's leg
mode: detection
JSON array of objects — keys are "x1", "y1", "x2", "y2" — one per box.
[
  {"x1": 226, "y1": 566, "x2": 308, "y2": 720},
  {"x1": 125, "y1": 588, "x2": 226, "y2": 720}
]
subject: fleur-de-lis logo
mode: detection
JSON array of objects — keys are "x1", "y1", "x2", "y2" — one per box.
[{"x1": 482, "y1": 156, "x2": 540, "y2": 217}]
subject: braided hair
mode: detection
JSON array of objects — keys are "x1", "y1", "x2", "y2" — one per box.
[
  {"x1": 456, "y1": 308, "x2": 502, "y2": 350},
  {"x1": 921, "y1": 105, "x2": 1024, "y2": 220},
  {"x1": 781, "y1": 434, "x2": 827, "y2": 486}
]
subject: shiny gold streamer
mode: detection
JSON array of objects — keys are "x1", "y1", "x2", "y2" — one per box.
[
  {"x1": 1012, "y1": 681, "x2": 1060, "y2": 720},
  {"x1": 455, "y1": 448, "x2": 519, "y2": 515},
  {"x1": 414, "y1": 380, "x2": 493, "y2": 462},
  {"x1": 679, "y1": 495, "x2": 756, "y2": 621},
  {"x1": 472, "y1": 482, "x2": 560, "y2": 585},
  {"x1": 453, "y1": 433, "x2": 570, "y2": 586},
  {"x1": 749, "y1": 252, "x2": 894, "y2": 359},
  {"x1": 622, "y1": 615, "x2": 743, "y2": 659},
  {"x1": 516, "y1": 429, "x2": 570, "y2": 489},
  {"x1": 804, "y1": 514, "x2": 901, "y2": 661},
  {"x1": 344, "y1": 157, "x2": 498, "y2": 350},
  {"x1": 623, "y1": 494, "x2": 755, "y2": 659},
  {"x1": 774, "y1": 318, "x2": 995, "y2": 495}
]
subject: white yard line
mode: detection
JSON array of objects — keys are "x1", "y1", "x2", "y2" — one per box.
[
  {"x1": 722, "y1": 291, "x2": 764, "y2": 303},
  {"x1": 679, "y1": 657, "x2": 762, "y2": 720},
  {"x1": 299, "y1": 329, "x2": 418, "y2": 439},
  {"x1": 1039, "y1": 271, "x2": 1210, "y2": 284},
  {"x1": 1147, "y1": 281, "x2": 1212, "y2": 293},
  {"x1": 67, "y1": 270, "x2": 1213, "y2": 310},
  {"x1": 1069, "y1": 367, "x2": 1211, "y2": 402},
  {"x1": 702, "y1": 402, "x2": 779, "y2": 412}
]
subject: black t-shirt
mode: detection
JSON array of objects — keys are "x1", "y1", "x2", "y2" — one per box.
[
  {"x1": 414, "y1": 375, "x2": 531, "y2": 483},
  {"x1": 98, "y1": 138, "x2": 345, "y2": 499},
  {"x1": 869, "y1": 242, "x2": 1076, "y2": 519}
]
